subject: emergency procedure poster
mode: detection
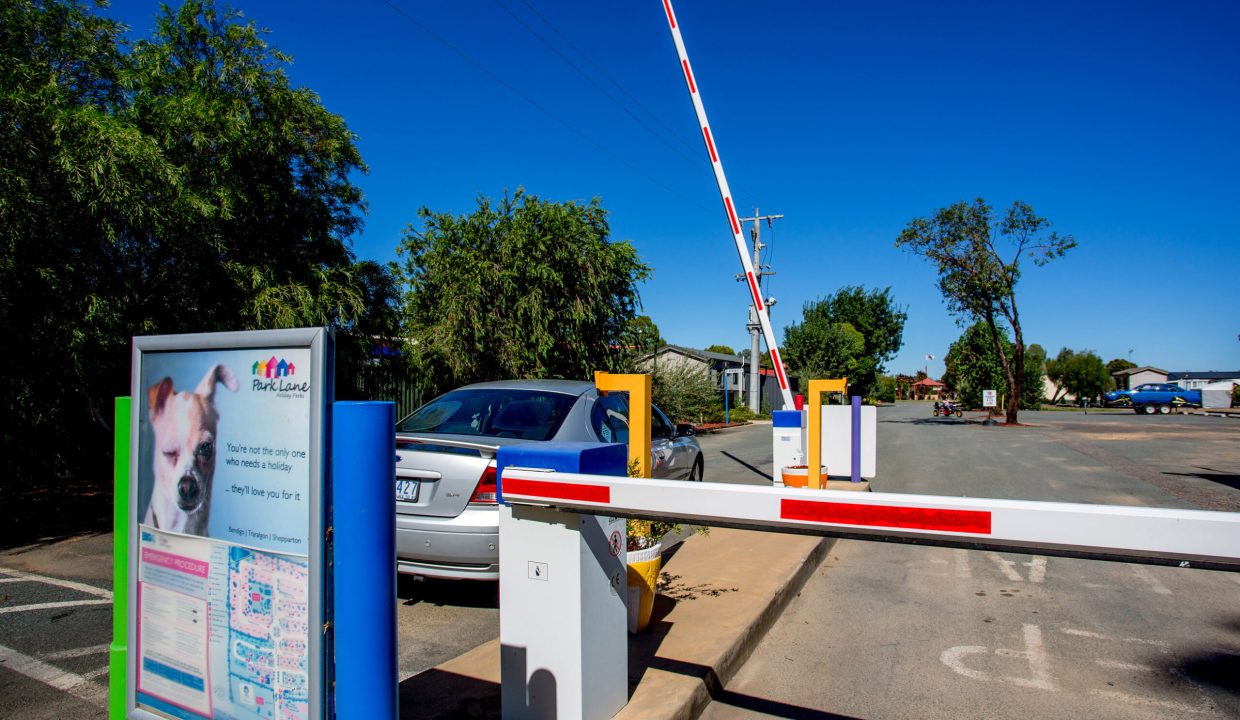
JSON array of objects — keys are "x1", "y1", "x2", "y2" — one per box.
[{"x1": 129, "y1": 329, "x2": 328, "y2": 720}]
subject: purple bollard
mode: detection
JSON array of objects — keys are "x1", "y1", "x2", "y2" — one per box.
[{"x1": 850, "y1": 395, "x2": 862, "y2": 482}]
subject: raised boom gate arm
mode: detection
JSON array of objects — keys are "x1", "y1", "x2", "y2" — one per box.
[{"x1": 661, "y1": 0, "x2": 794, "y2": 409}]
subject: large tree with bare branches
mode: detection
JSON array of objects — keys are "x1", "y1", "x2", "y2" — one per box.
[{"x1": 896, "y1": 200, "x2": 1075, "y2": 423}]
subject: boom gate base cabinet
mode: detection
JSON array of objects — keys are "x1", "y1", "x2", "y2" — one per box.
[
  {"x1": 496, "y1": 442, "x2": 629, "y2": 720},
  {"x1": 499, "y1": 505, "x2": 628, "y2": 720}
]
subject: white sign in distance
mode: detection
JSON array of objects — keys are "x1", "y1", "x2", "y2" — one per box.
[{"x1": 982, "y1": 389, "x2": 998, "y2": 408}]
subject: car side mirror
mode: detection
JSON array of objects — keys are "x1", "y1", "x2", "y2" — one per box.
[{"x1": 675, "y1": 423, "x2": 695, "y2": 437}]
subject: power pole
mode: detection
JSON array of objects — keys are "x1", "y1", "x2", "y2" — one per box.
[{"x1": 737, "y1": 209, "x2": 783, "y2": 413}]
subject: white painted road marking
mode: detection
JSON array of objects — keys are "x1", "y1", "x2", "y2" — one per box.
[
  {"x1": 0, "y1": 643, "x2": 108, "y2": 708},
  {"x1": 940, "y1": 623, "x2": 1055, "y2": 690},
  {"x1": 1060, "y1": 628, "x2": 1170, "y2": 648},
  {"x1": 985, "y1": 553, "x2": 1046, "y2": 583},
  {"x1": 1128, "y1": 563, "x2": 1173, "y2": 595},
  {"x1": 0, "y1": 567, "x2": 112, "y2": 599},
  {"x1": 954, "y1": 549, "x2": 971, "y2": 579},
  {"x1": 41, "y1": 644, "x2": 110, "y2": 661},
  {"x1": 943, "y1": 624, "x2": 1227, "y2": 716},
  {"x1": 0, "y1": 599, "x2": 112, "y2": 615}
]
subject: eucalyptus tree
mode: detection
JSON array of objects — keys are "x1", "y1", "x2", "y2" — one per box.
[{"x1": 896, "y1": 200, "x2": 1075, "y2": 423}]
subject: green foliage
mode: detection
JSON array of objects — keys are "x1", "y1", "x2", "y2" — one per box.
[
  {"x1": 723, "y1": 404, "x2": 759, "y2": 422},
  {"x1": 650, "y1": 362, "x2": 717, "y2": 425},
  {"x1": 1106, "y1": 358, "x2": 1137, "y2": 388},
  {"x1": 1022, "y1": 343, "x2": 1047, "y2": 409},
  {"x1": 943, "y1": 322, "x2": 1011, "y2": 409},
  {"x1": 873, "y1": 375, "x2": 898, "y2": 404},
  {"x1": 622, "y1": 315, "x2": 664, "y2": 358},
  {"x1": 1233, "y1": 384, "x2": 1239, "y2": 408},
  {"x1": 400, "y1": 189, "x2": 650, "y2": 389},
  {"x1": 1046, "y1": 348, "x2": 1111, "y2": 404},
  {"x1": 896, "y1": 199, "x2": 1075, "y2": 423},
  {"x1": 782, "y1": 286, "x2": 906, "y2": 398},
  {"x1": 1, "y1": 0, "x2": 395, "y2": 532},
  {"x1": 738, "y1": 348, "x2": 774, "y2": 370},
  {"x1": 704, "y1": 344, "x2": 736, "y2": 356}
]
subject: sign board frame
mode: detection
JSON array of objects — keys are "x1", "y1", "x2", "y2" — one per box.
[
  {"x1": 982, "y1": 389, "x2": 998, "y2": 408},
  {"x1": 127, "y1": 328, "x2": 332, "y2": 720}
]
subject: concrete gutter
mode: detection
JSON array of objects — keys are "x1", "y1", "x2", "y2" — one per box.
[{"x1": 398, "y1": 528, "x2": 831, "y2": 720}]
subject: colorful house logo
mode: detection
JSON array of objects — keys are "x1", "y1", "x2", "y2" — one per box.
[{"x1": 252, "y1": 356, "x2": 296, "y2": 379}]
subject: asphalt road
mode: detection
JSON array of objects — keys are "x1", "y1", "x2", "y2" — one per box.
[
  {"x1": 0, "y1": 423, "x2": 770, "y2": 718},
  {"x1": 0, "y1": 533, "x2": 114, "y2": 720},
  {"x1": 4, "y1": 407, "x2": 1236, "y2": 719},
  {"x1": 702, "y1": 402, "x2": 1240, "y2": 720}
]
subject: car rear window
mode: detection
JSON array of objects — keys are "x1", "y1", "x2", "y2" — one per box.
[{"x1": 397, "y1": 388, "x2": 577, "y2": 441}]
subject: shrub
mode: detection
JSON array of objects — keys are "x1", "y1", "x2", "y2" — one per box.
[{"x1": 650, "y1": 362, "x2": 717, "y2": 424}]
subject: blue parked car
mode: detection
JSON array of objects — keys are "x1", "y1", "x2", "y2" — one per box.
[{"x1": 1102, "y1": 383, "x2": 1202, "y2": 414}]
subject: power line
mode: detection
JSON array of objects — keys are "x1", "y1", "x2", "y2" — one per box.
[
  {"x1": 493, "y1": 0, "x2": 713, "y2": 184},
  {"x1": 512, "y1": 0, "x2": 764, "y2": 207},
  {"x1": 379, "y1": 0, "x2": 710, "y2": 211}
]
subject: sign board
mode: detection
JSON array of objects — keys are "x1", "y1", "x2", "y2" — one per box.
[
  {"x1": 128, "y1": 329, "x2": 331, "y2": 720},
  {"x1": 724, "y1": 368, "x2": 745, "y2": 391},
  {"x1": 982, "y1": 389, "x2": 998, "y2": 408}
]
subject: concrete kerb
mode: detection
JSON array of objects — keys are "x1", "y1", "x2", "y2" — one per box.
[{"x1": 398, "y1": 528, "x2": 833, "y2": 720}]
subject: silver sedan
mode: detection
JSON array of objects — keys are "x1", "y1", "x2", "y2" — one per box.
[{"x1": 393, "y1": 379, "x2": 703, "y2": 580}]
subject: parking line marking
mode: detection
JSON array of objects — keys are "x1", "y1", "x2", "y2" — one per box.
[
  {"x1": 0, "y1": 643, "x2": 107, "y2": 708},
  {"x1": 954, "y1": 549, "x2": 971, "y2": 579},
  {"x1": 0, "y1": 567, "x2": 112, "y2": 599},
  {"x1": 41, "y1": 644, "x2": 110, "y2": 661},
  {"x1": 0, "y1": 599, "x2": 112, "y2": 615},
  {"x1": 986, "y1": 553, "x2": 1024, "y2": 581},
  {"x1": 1026, "y1": 557, "x2": 1047, "y2": 583},
  {"x1": 80, "y1": 666, "x2": 109, "y2": 681},
  {"x1": 1128, "y1": 564, "x2": 1172, "y2": 595},
  {"x1": 1061, "y1": 628, "x2": 1170, "y2": 648}
]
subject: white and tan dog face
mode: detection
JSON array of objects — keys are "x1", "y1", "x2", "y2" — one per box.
[{"x1": 145, "y1": 364, "x2": 239, "y2": 535}]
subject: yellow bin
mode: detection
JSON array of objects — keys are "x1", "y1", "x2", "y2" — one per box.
[{"x1": 626, "y1": 544, "x2": 662, "y2": 633}]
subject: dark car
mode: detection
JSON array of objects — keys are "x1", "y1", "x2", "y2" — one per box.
[{"x1": 393, "y1": 379, "x2": 703, "y2": 580}]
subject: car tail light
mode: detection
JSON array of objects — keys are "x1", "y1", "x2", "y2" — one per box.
[{"x1": 470, "y1": 465, "x2": 498, "y2": 505}]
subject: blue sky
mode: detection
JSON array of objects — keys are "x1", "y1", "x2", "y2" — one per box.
[{"x1": 107, "y1": 1, "x2": 1239, "y2": 378}]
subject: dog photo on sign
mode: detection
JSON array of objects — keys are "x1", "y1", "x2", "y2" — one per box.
[{"x1": 141, "y1": 363, "x2": 239, "y2": 536}]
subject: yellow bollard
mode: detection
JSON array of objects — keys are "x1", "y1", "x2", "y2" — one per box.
[
  {"x1": 806, "y1": 378, "x2": 848, "y2": 489},
  {"x1": 594, "y1": 371, "x2": 652, "y2": 479}
]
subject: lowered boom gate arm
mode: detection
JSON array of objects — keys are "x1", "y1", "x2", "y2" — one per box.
[{"x1": 501, "y1": 470, "x2": 1240, "y2": 572}]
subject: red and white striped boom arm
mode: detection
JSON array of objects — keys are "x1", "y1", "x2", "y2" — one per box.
[
  {"x1": 661, "y1": 0, "x2": 795, "y2": 408},
  {"x1": 501, "y1": 469, "x2": 1240, "y2": 572}
]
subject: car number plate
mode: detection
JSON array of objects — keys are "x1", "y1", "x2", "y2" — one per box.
[{"x1": 395, "y1": 479, "x2": 419, "y2": 502}]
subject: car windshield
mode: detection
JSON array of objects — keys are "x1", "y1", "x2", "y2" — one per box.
[{"x1": 396, "y1": 388, "x2": 577, "y2": 441}]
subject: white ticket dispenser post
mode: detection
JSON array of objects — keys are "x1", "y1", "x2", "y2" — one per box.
[
  {"x1": 496, "y1": 443, "x2": 629, "y2": 720},
  {"x1": 771, "y1": 409, "x2": 806, "y2": 486}
]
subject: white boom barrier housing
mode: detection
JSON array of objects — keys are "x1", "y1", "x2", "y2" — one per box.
[
  {"x1": 501, "y1": 469, "x2": 1240, "y2": 571},
  {"x1": 496, "y1": 445, "x2": 1240, "y2": 719}
]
